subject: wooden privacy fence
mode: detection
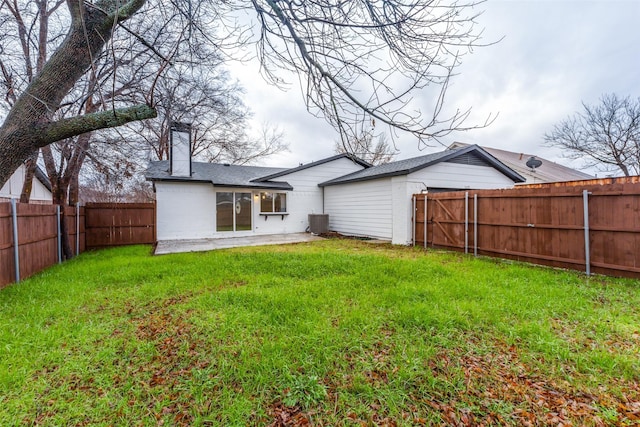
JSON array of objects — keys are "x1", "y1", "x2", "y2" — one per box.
[
  {"x1": 413, "y1": 178, "x2": 640, "y2": 279},
  {"x1": 0, "y1": 201, "x2": 155, "y2": 288},
  {"x1": 85, "y1": 203, "x2": 156, "y2": 249}
]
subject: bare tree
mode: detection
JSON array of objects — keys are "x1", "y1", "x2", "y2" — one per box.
[
  {"x1": 544, "y1": 94, "x2": 640, "y2": 176},
  {"x1": 335, "y1": 128, "x2": 397, "y2": 165},
  {"x1": 120, "y1": 61, "x2": 287, "y2": 165},
  {"x1": 0, "y1": 0, "x2": 490, "y2": 188}
]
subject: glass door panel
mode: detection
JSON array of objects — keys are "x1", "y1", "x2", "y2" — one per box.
[
  {"x1": 216, "y1": 192, "x2": 233, "y2": 232},
  {"x1": 235, "y1": 192, "x2": 252, "y2": 231}
]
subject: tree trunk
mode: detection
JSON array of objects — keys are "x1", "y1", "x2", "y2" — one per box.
[
  {"x1": 19, "y1": 150, "x2": 39, "y2": 203},
  {"x1": 0, "y1": 0, "x2": 154, "y2": 188}
]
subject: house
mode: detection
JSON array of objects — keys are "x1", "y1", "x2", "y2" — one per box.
[
  {"x1": 146, "y1": 124, "x2": 525, "y2": 245},
  {"x1": 0, "y1": 164, "x2": 52, "y2": 203},
  {"x1": 319, "y1": 146, "x2": 525, "y2": 244},
  {"x1": 448, "y1": 142, "x2": 593, "y2": 184}
]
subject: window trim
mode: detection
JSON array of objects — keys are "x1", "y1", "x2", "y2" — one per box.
[{"x1": 259, "y1": 191, "x2": 288, "y2": 214}]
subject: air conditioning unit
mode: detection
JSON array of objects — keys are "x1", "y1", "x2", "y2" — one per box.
[{"x1": 308, "y1": 214, "x2": 329, "y2": 234}]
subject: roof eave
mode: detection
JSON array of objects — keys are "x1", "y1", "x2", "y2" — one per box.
[
  {"x1": 319, "y1": 169, "x2": 411, "y2": 187},
  {"x1": 146, "y1": 176, "x2": 293, "y2": 191},
  {"x1": 253, "y1": 153, "x2": 371, "y2": 182}
]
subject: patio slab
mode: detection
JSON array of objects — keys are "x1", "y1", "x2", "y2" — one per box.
[{"x1": 154, "y1": 233, "x2": 324, "y2": 255}]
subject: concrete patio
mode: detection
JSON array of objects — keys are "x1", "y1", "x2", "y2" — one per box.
[{"x1": 154, "y1": 233, "x2": 324, "y2": 255}]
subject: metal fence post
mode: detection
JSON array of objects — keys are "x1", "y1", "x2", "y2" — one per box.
[
  {"x1": 412, "y1": 195, "x2": 416, "y2": 246},
  {"x1": 11, "y1": 198, "x2": 20, "y2": 283},
  {"x1": 423, "y1": 194, "x2": 427, "y2": 249},
  {"x1": 464, "y1": 192, "x2": 469, "y2": 254},
  {"x1": 56, "y1": 205, "x2": 62, "y2": 264},
  {"x1": 583, "y1": 190, "x2": 591, "y2": 276},
  {"x1": 76, "y1": 202, "x2": 80, "y2": 256},
  {"x1": 473, "y1": 194, "x2": 478, "y2": 257}
]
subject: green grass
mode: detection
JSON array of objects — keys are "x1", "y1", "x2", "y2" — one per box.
[{"x1": 0, "y1": 239, "x2": 638, "y2": 426}]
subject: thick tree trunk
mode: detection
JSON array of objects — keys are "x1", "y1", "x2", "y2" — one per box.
[
  {"x1": 0, "y1": 0, "x2": 154, "y2": 188},
  {"x1": 19, "y1": 151, "x2": 39, "y2": 203}
]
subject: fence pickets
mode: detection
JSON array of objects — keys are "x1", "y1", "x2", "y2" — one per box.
[
  {"x1": 0, "y1": 202, "x2": 155, "y2": 288},
  {"x1": 414, "y1": 178, "x2": 640, "y2": 279}
]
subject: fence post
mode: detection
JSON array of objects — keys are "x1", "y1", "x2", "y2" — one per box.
[
  {"x1": 76, "y1": 202, "x2": 80, "y2": 256},
  {"x1": 473, "y1": 194, "x2": 478, "y2": 257},
  {"x1": 464, "y1": 192, "x2": 469, "y2": 254},
  {"x1": 11, "y1": 198, "x2": 20, "y2": 283},
  {"x1": 56, "y1": 205, "x2": 62, "y2": 264},
  {"x1": 423, "y1": 194, "x2": 427, "y2": 249},
  {"x1": 412, "y1": 195, "x2": 416, "y2": 246},
  {"x1": 583, "y1": 190, "x2": 591, "y2": 276}
]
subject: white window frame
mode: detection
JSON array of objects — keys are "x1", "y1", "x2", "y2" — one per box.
[{"x1": 259, "y1": 191, "x2": 287, "y2": 213}]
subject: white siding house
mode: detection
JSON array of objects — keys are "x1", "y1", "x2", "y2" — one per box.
[
  {"x1": 323, "y1": 178, "x2": 393, "y2": 239},
  {"x1": 0, "y1": 164, "x2": 53, "y2": 203},
  {"x1": 149, "y1": 154, "x2": 368, "y2": 241},
  {"x1": 320, "y1": 145, "x2": 525, "y2": 245},
  {"x1": 147, "y1": 134, "x2": 525, "y2": 246}
]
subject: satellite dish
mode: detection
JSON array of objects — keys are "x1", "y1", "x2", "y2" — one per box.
[{"x1": 526, "y1": 156, "x2": 543, "y2": 170}]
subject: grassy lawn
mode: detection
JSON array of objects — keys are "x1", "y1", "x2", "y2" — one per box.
[{"x1": 0, "y1": 239, "x2": 638, "y2": 426}]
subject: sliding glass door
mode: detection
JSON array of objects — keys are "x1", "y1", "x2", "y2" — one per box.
[{"x1": 216, "y1": 192, "x2": 252, "y2": 232}]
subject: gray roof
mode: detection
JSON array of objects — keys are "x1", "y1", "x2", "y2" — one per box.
[
  {"x1": 449, "y1": 142, "x2": 593, "y2": 183},
  {"x1": 252, "y1": 154, "x2": 371, "y2": 182},
  {"x1": 145, "y1": 160, "x2": 293, "y2": 190},
  {"x1": 319, "y1": 144, "x2": 526, "y2": 186}
]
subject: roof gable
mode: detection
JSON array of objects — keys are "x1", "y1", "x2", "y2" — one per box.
[
  {"x1": 319, "y1": 145, "x2": 525, "y2": 186},
  {"x1": 252, "y1": 154, "x2": 370, "y2": 182}
]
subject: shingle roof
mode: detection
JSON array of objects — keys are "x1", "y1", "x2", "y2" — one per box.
[
  {"x1": 318, "y1": 144, "x2": 525, "y2": 186},
  {"x1": 145, "y1": 160, "x2": 293, "y2": 190},
  {"x1": 449, "y1": 143, "x2": 593, "y2": 183}
]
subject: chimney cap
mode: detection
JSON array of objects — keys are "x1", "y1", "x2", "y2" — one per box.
[{"x1": 170, "y1": 122, "x2": 192, "y2": 132}]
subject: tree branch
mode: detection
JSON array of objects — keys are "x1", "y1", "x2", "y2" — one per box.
[{"x1": 36, "y1": 104, "x2": 157, "y2": 148}]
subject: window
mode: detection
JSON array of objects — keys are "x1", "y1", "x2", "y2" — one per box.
[{"x1": 260, "y1": 192, "x2": 287, "y2": 213}]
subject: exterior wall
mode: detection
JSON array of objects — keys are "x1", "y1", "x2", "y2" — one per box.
[
  {"x1": 272, "y1": 157, "x2": 365, "y2": 233},
  {"x1": 155, "y1": 181, "x2": 217, "y2": 240},
  {"x1": 391, "y1": 176, "x2": 426, "y2": 245},
  {"x1": 324, "y1": 178, "x2": 393, "y2": 240},
  {"x1": 407, "y1": 162, "x2": 516, "y2": 190},
  {"x1": 0, "y1": 165, "x2": 53, "y2": 203},
  {"x1": 155, "y1": 157, "x2": 365, "y2": 240}
]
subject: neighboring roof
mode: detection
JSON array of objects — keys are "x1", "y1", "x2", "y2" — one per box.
[
  {"x1": 448, "y1": 142, "x2": 593, "y2": 183},
  {"x1": 319, "y1": 144, "x2": 526, "y2": 186},
  {"x1": 252, "y1": 153, "x2": 371, "y2": 182},
  {"x1": 145, "y1": 160, "x2": 293, "y2": 190}
]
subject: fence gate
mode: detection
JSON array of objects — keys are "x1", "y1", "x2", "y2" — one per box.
[{"x1": 428, "y1": 194, "x2": 467, "y2": 250}]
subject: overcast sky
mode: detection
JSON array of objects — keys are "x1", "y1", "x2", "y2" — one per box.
[{"x1": 228, "y1": 0, "x2": 640, "y2": 173}]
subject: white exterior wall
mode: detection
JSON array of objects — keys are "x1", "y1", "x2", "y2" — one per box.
[
  {"x1": 324, "y1": 178, "x2": 393, "y2": 240},
  {"x1": 0, "y1": 165, "x2": 53, "y2": 203},
  {"x1": 391, "y1": 176, "x2": 427, "y2": 245},
  {"x1": 155, "y1": 157, "x2": 365, "y2": 240},
  {"x1": 407, "y1": 162, "x2": 517, "y2": 190},
  {"x1": 267, "y1": 157, "x2": 365, "y2": 234},
  {"x1": 155, "y1": 181, "x2": 217, "y2": 240}
]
